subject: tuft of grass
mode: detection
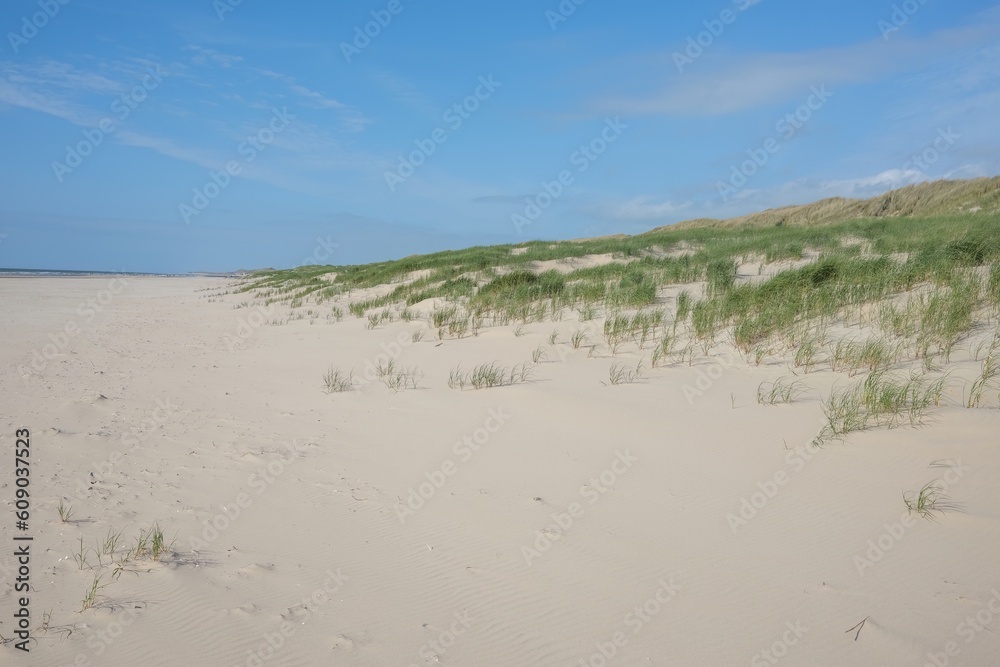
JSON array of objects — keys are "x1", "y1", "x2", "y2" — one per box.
[
  {"x1": 101, "y1": 526, "x2": 124, "y2": 556},
  {"x1": 830, "y1": 336, "x2": 902, "y2": 377},
  {"x1": 967, "y1": 347, "x2": 999, "y2": 408},
  {"x1": 608, "y1": 361, "x2": 643, "y2": 386},
  {"x1": 377, "y1": 361, "x2": 421, "y2": 392},
  {"x1": 72, "y1": 536, "x2": 90, "y2": 570},
  {"x1": 447, "y1": 367, "x2": 467, "y2": 390},
  {"x1": 903, "y1": 481, "x2": 951, "y2": 521},
  {"x1": 757, "y1": 377, "x2": 808, "y2": 405},
  {"x1": 133, "y1": 529, "x2": 150, "y2": 560},
  {"x1": 149, "y1": 524, "x2": 170, "y2": 561},
  {"x1": 448, "y1": 316, "x2": 470, "y2": 339},
  {"x1": 80, "y1": 573, "x2": 106, "y2": 611},
  {"x1": 375, "y1": 359, "x2": 397, "y2": 379},
  {"x1": 548, "y1": 330, "x2": 559, "y2": 345},
  {"x1": 793, "y1": 328, "x2": 827, "y2": 373},
  {"x1": 514, "y1": 323, "x2": 527, "y2": 337},
  {"x1": 323, "y1": 367, "x2": 355, "y2": 394},
  {"x1": 913, "y1": 275, "x2": 981, "y2": 362},
  {"x1": 650, "y1": 333, "x2": 676, "y2": 368},
  {"x1": 603, "y1": 314, "x2": 634, "y2": 354},
  {"x1": 820, "y1": 370, "x2": 947, "y2": 441},
  {"x1": 674, "y1": 290, "x2": 692, "y2": 324},
  {"x1": 432, "y1": 306, "x2": 460, "y2": 329},
  {"x1": 531, "y1": 345, "x2": 547, "y2": 364},
  {"x1": 57, "y1": 500, "x2": 74, "y2": 523},
  {"x1": 570, "y1": 329, "x2": 590, "y2": 349},
  {"x1": 449, "y1": 362, "x2": 533, "y2": 390},
  {"x1": 707, "y1": 258, "x2": 738, "y2": 296}
]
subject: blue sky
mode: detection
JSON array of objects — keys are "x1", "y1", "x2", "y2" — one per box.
[{"x1": 1, "y1": 0, "x2": 998, "y2": 273}]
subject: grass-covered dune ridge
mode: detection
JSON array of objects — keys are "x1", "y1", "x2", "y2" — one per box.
[
  {"x1": 659, "y1": 175, "x2": 1000, "y2": 231},
  {"x1": 229, "y1": 177, "x2": 1000, "y2": 442},
  {"x1": 240, "y1": 211, "x2": 999, "y2": 326},
  {"x1": 243, "y1": 178, "x2": 1000, "y2": 310}
]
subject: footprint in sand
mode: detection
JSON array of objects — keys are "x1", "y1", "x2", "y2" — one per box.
[
  {"x1": 331, "y1": 634, "x2": 355, "y2": 652},
  {"x1": 235, "y1": 563, "x2": 276, "y2": 578}
]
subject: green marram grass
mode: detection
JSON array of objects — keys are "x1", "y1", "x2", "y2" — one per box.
[
  {"x1": 903, "y1": 481, "x2": 954, "y2": 521},
  {"x1": 448, "y1": 362, "x2": 533, "y2": 390},
  {"x1": 235, "y1": 182, "x2": 1000, "y2": 434},
  {"x1": 240, "y1": 207, "x2": 1000, "y2": 358},
  {"x1": 819, "y1": 370, "x2": 947, "y2": 441}
]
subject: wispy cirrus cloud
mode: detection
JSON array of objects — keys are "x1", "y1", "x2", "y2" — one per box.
[
  {"x1": 184, "y1": 45, "x2": 243, "y2": 69},
  {"x1": 113, "y1": 129, "x2": 220, "y2": 170},
  {"x1": 472, "y1": 194, "x2": 534, "y2": 205},
  {"x1": 371, "y1": 69, "x2": 439, "y2": 118},
  {"x1": 592, "y1": 9, "x2": 1000, "y2": 117},
  {"x1": 0, "y1": 58, "x2": 142, "y2": 125},
  {"x1": 256, "y1": 68, "x2": 371, "y2": 131},
  {"x1": 581, "y1": 196, "x2": 692, "y2": 222}
]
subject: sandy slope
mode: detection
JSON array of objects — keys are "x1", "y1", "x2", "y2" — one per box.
[{"x1": 1, "y1": 276, "x2": 999, "y2": 666}]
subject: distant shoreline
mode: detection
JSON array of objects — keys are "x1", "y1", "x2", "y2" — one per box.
[{"x1": 0, "y1": 268, "x2": 245, "y2": 278}]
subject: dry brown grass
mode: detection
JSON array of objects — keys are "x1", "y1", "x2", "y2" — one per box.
[{"x1": 655, "y1": 176, "x2": 1000, "y2": 232}]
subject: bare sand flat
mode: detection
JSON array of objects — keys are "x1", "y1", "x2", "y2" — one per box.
[{"x1": 2, "y1": 276, "x2": 999, "y2": 665}]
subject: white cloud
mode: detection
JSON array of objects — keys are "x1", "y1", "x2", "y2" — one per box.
[
  {"x1": 0, "y1": 59, "x2": 127, "y2": 125},
  {"x1": 257, "y1": 69, "x2": 370, "y2": 132},
  {"x1": 371, "y1": 70, "x2": 438, "y2": 118},
  {"x1": 113, "y1": 129, "x2": 220, "y2": 170},
  {"x1": 594, "y1": 10, "x2": 1000, "y2": 116},
  {"x1": 582, "y1": 196, "x2": 692, "y2": 221},
  {"x1": 820, "y1": 169, "x2": 926, "y2": 196},
  {"x1": 184, "y1": 45, "x2": 243, "y2": 69}
]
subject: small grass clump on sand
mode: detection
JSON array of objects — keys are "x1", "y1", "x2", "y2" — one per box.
[
  {"x1": 674, "y1": 290, "x2": 692, "y2": 325},
  {"x1": 911, "y1": 274, "x2": 981, "y2": 362},
  {"x1": 80, "y1": 573, "x2": 107, "y2": 611},
  {"x1": 756, "y1": 377, "x2": 807, "y2": 405},
  {"x1": 967, "y1": 346, "x2": 1000, "y2": 408},
  {"x1": 608, "y1": 361, "x2": 643, "y2": 386},
  {"x1": 375, "y1": 360, "x2": 421, "y2": 391},
  {"x1": 57, "y1": 500, "x2": 74, "y2": 523},
  {"x1": 448, "y1": 362, "x2": 532, "y2": 390},
  {"x1": 323, "y1": 367, "x2": 355, "y2": 393},
  {"x1": 531, "y1": 345, "x2": 547, "y2": 364},
  {"x1": 101, "y1": 526, "x2": 125, "y2": 556},
  {"x1": 830, "y1": 336, "x2": 903, "y2": 377},
  {"x1": 149, "y1": 524, "x2": 170, "y2": 561},
  {"x1": 128, "y1": 523, "x2": 173, "y2": 562},
  {"x1": 650, "y1": 333, "x2": 676, "y2": 368},
  {"x1": 820, "y1": 370, "x2": 947, "y2": 441},
  {"x1": 431, "y1": 305, "x2": 460, "y2": 329},
  {"x1": 903, "y1": 481, "x2": 953, "y2": 520},
  {"x1": 73, "y1": 536, "x2": 90, "y2": 570},
  {"x1": 706, "y1": 258, "x2": 738, "y2": 296}
]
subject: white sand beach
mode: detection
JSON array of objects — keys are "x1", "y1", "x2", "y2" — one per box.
[{"x1": 1, "y1": 274, "x2": 998, "y2": 666}]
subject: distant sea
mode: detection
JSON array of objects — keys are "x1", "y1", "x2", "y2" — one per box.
[{"x1": 0, "y1": 268, "x2": 180, "y2": 277}]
